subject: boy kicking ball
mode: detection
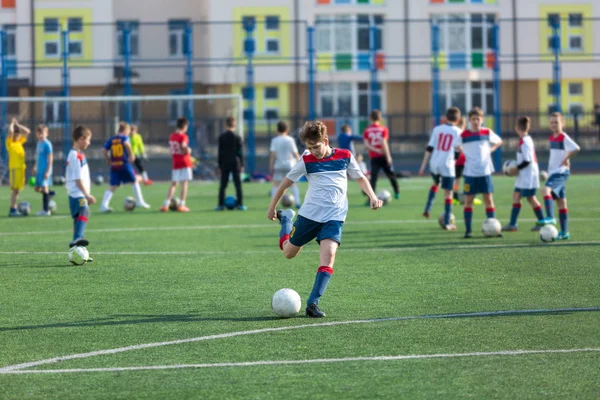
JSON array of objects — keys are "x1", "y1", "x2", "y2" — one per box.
[{"x1": 267, "y1": 121, "x2": 382, "y2": 318}]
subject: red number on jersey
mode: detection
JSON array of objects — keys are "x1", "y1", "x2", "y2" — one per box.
[
  {"x1": 169, "y1": 141, "x2": 182, "y2": 155},
  {"x1": 437, "y1": 133, "x2": 453, "y2": 152}
]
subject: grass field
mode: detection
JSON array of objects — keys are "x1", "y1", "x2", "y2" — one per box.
[{"x1": 0, "y1": 175, "x2": 599, "y2": 399}]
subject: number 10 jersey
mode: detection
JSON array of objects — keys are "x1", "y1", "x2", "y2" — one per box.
[{"x1": 427, "y1": 123, "x2": 462, "y2": 177}]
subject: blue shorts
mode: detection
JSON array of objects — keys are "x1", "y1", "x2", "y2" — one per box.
[
  {"x1": 289, "y1": 215, "x2": 344, "y2": 247},
  {"x1": 69, "y1": 196, "x2": 89, "y2": 218},
  {"x1": 110, "y1": 166, "x2": 136, "y2": 186},
  {"x1": 464, "y1": 175, "x2": 494, "y2": 195},
  {"x1": 431, "y1": 174, "x2": 455, "y2": 191},
  {"x1": 545, "y1": 171, "x2": 570, "y2": 199},
  {"x1": 35, "y1": 171, "x2": 52, "y2": 188},
  {"x1": 514, "y1": 188, "x2": 537, "y2": 197}
]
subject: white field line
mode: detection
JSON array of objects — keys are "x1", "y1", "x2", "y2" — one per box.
[
  {"x1": 1, "y1": 306, "x2": 598, "y2": 374},
  {"x1": 1, "y1": 217, "x2": 600, "y2": 237},
  {"x1": 1, "y1": 241, "x2": 600, "y2": 256},
  {"x1": 3, "y1": 348, "x2": 599, "y2": 375}
]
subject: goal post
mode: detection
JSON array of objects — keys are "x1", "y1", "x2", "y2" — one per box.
[{"x1": 0, "y1": 93, "x2": 243, "y2": 179}]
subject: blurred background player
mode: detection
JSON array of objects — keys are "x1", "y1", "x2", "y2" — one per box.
[
  {"x1": 66, "y1": 126, "x2": 96, "y2": 253},
  {"x1": 160, "y1": 117, "x2": 193, "y2": 212},
  {"x1": 418, "y1": 107, "x2": 463, "y2": 229},
  {"x1": 502, "y1": 117, "x2": 545, "y2": 232},
  {"x1": 267, "y1": 120, "x2": 382, "y2": 318},
  {"x1": 216, "y1": 116, "x2": 246, "y2": 211},
  {"x1": 269, "y1": 121, "x2": 301, "y2": 208},
  {"x1": 540, "y1": 112, "x2": 580, "y2": 240},
  {"x1": 456, "y1": 107, "x2": 503, "y2": 238},
  {"x1": 453, "y1": 117, "x2": 481, "y2": 206},
  {"x1": 32, "y1": 124, "x2": 56, "y2": 216},
  {"x1": 130, "y1": 124, "x2": 153, "y2": 185},
  {"x1": 337, "y1": 123, "x2": 362, "y2": 156},
  {"x1": 100, "y1": 122, "x2": 150, "y2": 212},
  {"x1": 6, "y1": 118, "x2": 30, "y2": 217},
  {"x1": 363, "y1": 109, "x2": 399, "y2": 203}
]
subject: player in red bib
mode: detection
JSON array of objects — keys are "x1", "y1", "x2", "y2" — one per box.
[{"x1": 160, "y1": 117, "x2": 193, "y2": 212}]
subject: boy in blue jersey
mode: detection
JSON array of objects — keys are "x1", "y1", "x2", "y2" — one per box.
[
  {"x1": 32, "y1": 124, "x2": 56, "y2": 216},
  {"x1": 337, "y1": 124, "x2": 362, "y2": 156},
  {"x1": 100, "y1": 122, "x2": 150, "y2": 212},
  {"x1": 267, "y1": 121, "x2": 382, "y2": 318}
]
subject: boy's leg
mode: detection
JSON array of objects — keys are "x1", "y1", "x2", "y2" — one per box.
[
  {"x1": 306, "y1": 239, "x2": 338, "y2": 317},
  {"x1": 161, "y1": 182, "x2": 178, "y2": 211},
  {"x1": 504, "y1": 190, "x2": 521, "y2": 231},
  {"x1": 232, "y1": 168, "x2": 244, "y2": 207},
  {"x1": 278, "y1": 210, "x2": 303, "y2": 259},
  {"x1": 423, "y1": 175, "x2": 440, "y2": 217},
  {"x1": 101, "y1": 185, "x2": 117, "y2": 212},
  {"x1": 527, "y1": 195, "x2": 545, "y2": 222},
  {"x1": 542, "y1": 186, "x2": 554, "y2": 222},
  {"x1": 42, "y1": 186, "x2": 50, "y2": 213},
  {"x1": 132, "y1": 181, "x2": 150, "y2": 208},
  {"x1": 443, "y1": 188, "x2": 454, "y2": 227},
  {"x1": 483, "y1": 193, "x2": 496, "y2": 218},
  {"x1": 381, "y1": 163, "x2": 400, "y2": 198},
  {"x1": 463, "y1": 195, "x2": 474, "y2": 237},
  {"x1": 557, "y1": 197, "x2": 569, "y2": 238},
  {"x1": 69, "y1": 197, "x2": 90, "y2": 247},
  {"x1": 369, "y1": 158, "x2": 381, "y2": 193}
]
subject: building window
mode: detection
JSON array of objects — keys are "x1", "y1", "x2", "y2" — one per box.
[
  {"x1": 44, "y1": 91, "x2": 66, "y2": 127},
  {"x1": 44, "y1": 18, "x2": 59, "y2": 33},
  {"x1": 265, "y1": 16, "x2": 279, "y2": 30},
  {"x1": 264, "y1": 109, "x2": 279, "y2": 120},
  {"x1": 568, "y1": 103, "x2": 584, "y2": 115},
  {"x1": 44, "y1": 42, "x2": 59, "y2": 58},
  {"x1": 568, "y1": 36, "x2": 583, "y2": 51},
  {"x1": 168, "y1": 90, "x2": 187, "y2": 123},
  {"x1": 265, "y1": 38, "x2": 279, "y2": 54},
  {"x1": 117, "y1": 20, "x2": 140, "y2": 57},
  {"x1": 68, "y1": 41, "x2": 82, "y2": 57},
  {"x1": 438, "y1": 80, "x2": 495, "y2": 115},
  {"x1": 68, "y1": 18, "x2": 83, "y2": 32},
  {"x1": 568, "y1": 83, "x2": 583, "y2": 96},
  {"x1": 547, "y1": 13, "x2": 560, "y2": 27},
  {"x1": 264, "y1": 87, "x2": 279, "y2": 100},
  {"x1": 168, "y1": 19, "x2": 189, "y2": 57},
  {"x1": 318, "y1": 81, "x2": 382, "y2": 118},
  {"x1": 4, "y1": 24, "x2": 16, "y2": 57},
  {"x1": 568, "y1": 13, "x2": 582, "y2": 27}
]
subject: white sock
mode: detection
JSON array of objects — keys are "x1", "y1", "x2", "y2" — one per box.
[
  {"x1": 142, "y1": 171, "x2": 149, "y2": 181},
  {"x1": 180, "y1": 200, "x2": 185, "y2": 206},
  {"x1": 132, "y1": 182, "x2": 145, "y2": 204},
  {"x1": 291, "y1": 185, "x2": 301, "y2": 205},
  {"x1": 270, "y1": 186, "x2": 277, "y2": 198},
  {"x1": 102, "y1": 190, "x2": 113, "y2": 208},
  {"x1": 163, "y1": 199, "x2": 170, "y2": 207}
]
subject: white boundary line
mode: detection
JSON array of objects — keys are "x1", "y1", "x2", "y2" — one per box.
[
  {"x1": 1, "y1": 306, "x2": 598, "y2": 374},
  {"x1": 1, "y1": 217, "x2": 599, "y2": 237},
  {"x1": 3, "y1": 348, "x2": 600, "y2": 375}
]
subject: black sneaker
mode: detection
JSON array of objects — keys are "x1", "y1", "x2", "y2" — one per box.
[
  {"x1": 464, "y1": 232, "x2": 472, "y2": 239},
  {"x1": 69, "y1": 238, "x2": 89, "y2": 249},
  {"x1": 306, "y1": 303, "x2": 326, "y2": 318}
]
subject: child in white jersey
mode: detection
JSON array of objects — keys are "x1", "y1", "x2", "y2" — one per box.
[
  {"x1": 419, "y1": 106, "x2": 463, "y2": 229},
  {"x1": 541, "y1": 112, "x2": 580, "y2": 240},
  {"x1": 267, "y1": 121, "x2": 382, "y2": 318},
  {"x1": 502, "y1": 117, "x2": 545, "y2": 232},
  {"x1": 269, "y1": 121, "x2": 301, "y2": 208}
]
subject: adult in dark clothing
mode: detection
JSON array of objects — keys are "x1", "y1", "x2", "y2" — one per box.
[{"x1": 216, "y1": 116, "x2": 246, "y2": 211}]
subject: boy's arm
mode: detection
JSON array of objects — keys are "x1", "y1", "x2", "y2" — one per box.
[
  {"x1": 15, "y1": 122, "x2": 31, "y2": 136},
  {"x1": 561, "y1": 137, "x2": 581, "y2": 166},
  {"x1": 102, "y1": 148, "x2": 111, "y2": 165},
  {"x1": 351, "y1": 135, "x2": 363, "y2": 141},
  {"x1": 490, "y1": 140, "x2": 503, "y2": 153},
  {"x1": 356, "y1": 176, "x2": 382, "y2": 210},
  {"x1": 124, "y1": 141, "x2": 135, "y2": 163},
  {"x1": 418, "y1": 148, "x2": 432, "y2": 176},
  {"x1": 45, "y1": 152, "x2": 53, "y2": 178},
  {"x1": 267, "y1": 178, "x2": 295, "y2": 220},
  {"x1": 75, "y1": 179, "x2": 96, "y2": 205}
]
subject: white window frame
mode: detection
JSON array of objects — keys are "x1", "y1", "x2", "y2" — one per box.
[
  {"x1": 568, "y1": 13, "x2": 583, "y2": 27},
  {"x1": 264, "y1": 38, "x2": 280, "y2": 55},
  {"x1": 168, "y1": 20, "x2": 188, "y2": 58},
  {"x1": 68, "y1": 39, "x2": 83, "y2": 58},
  {"x1": 438, "y1": 80, "x2": 495, "y2": 115},
  {"x1": 264, "y1": 15, "x2": 280, "y2": 31},
  {"x1": 43, "y1": 92, "x2": 65, "y2": 128},
  {"x1": 318, "y1": 82, "x2": 384, "y2": 119},
  {"x1": 567, "y1": 35, "x2": 583, "y2": 52},
  {"x1": 44, "y1": 40, "x2": 60, "y2": 58},
  {"x1": 3, "y1": 25, "x2": 16, "y2": 57},
  {"x1": 68, "y1": 17, "x2": 83, "y2": 33},
  {"x1": 168, "y1": 90, "x2": 187, "y2": 125},
  {"x1": 264, "y1": 86, "x2": 279, "y2": 100},
  {"x1": 567, "y1": 102, "x2": 584, "y2": 116},
  {"x1": 117, "y1": 20, "x2": 140, "y2": 58},
  {"x1": 44, "y1": 18, "x2": 59, "y2": 33}
]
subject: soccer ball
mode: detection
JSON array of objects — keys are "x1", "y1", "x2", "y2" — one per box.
[
  {"x1": 17, "y1": 201, "x2": 31, "y2": 216},
  {"x1": 224, "y1": 195, "x2": 237, "y2": 210},
  {"x1": 271, "y1": 288, "x2": 301, "y2": 318},
  {"x1": 53, "y1": 176, "x2": 66, "y2": 186},
  {"x1": 377, "y1": 189, "x2": 392, "y2": 205},
  {"x1": 48, "y1": 200, "x2": 57, "y2": 215},
  {"x1": 540, "y1": 224, "x2": 559, "y2": 242},
  {"x1": 540, "y1": 170, "x2": 549, "y2": 182},
  {"x1": 482, "y1": 218, "x2": 502, "y2": 237},
  {"x1": 169, "y1": 197, "x2": 180, "y2": 211},
  {"x1": 503, "y1": 160, "x2": 518, "y2": 176},
  {"x1": 123, "y1": 196, "x2": 137, "y2": 211},
  {"x1": 438, "y1": 213, "x2": 456, "y2": 228},
  {"x1": 281, "y1": 193, "x2": 295, "y2": 208},
  {"x1": 68, "y1": 246, "x2": 89, "y2": 265},
  {"x1": 94, "y1": 175, "x2": 104, "y2": 185}
]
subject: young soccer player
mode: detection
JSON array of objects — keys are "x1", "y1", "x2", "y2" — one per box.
[
  {"x1": 130, "y1": 124, "x2": 153, "y2": 185},
  {"x1": 267, "y1": 121, "x2": 383, "y2": 318},
  {"x1": 100, "y1": 122, "x2": 150, "y2": 212},
  {"x1": 216, "y1": 116, "x2": 246, "y2": 211},
  {"x1": 541, "y1": 112, "x2": 580, "y2": 240},
  {"x1": 363, "y1": 110, "x2": 399, "y2": 202},
  {"x1": 6, "y1": 118, "x2": 31, "y2": 217},
  {"x1": 453, "y1": 117, "x2": 482, "y2": 206},
  {"x1": 32, "y1": 124, "x2": 56, "y2": 216},
  {"x1": 502, "y1": 117, "x2": 546, "y2": 232},
  {"x1": 269, "y1": 121, "x2": 301, "y2": 207},
  {"x1": 418, "y1": 107, "x2": 463, "y2": 229},
  {"x1": 160, "y1": 117, "x2": 193, "y2": 212},
  {"x1": 337, "y1": 124, "x2": 363, "y2": 156},
  {"x1": 456, "y1": 107, "x2": 503, "y2": 238},
  {"x1": 66, "y1": 126, "x2": 96, "y2": 253}
]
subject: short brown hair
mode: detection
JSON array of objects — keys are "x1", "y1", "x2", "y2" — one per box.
[
  {"x1": 340, "y1": 124, "x2": 351, "y2": 133},
  {"x1": 299, "y1": 120, "x2": 328, "y2": 143},
  {"x1": 516, "y1": 116, "x2": 530, "y2": 132},
  {"x1": 225, "y1": 116, "x2": 236, "y2": 129},
  {"x1": 118, "y1": 122, "x2": 130, "y2": 133},
  {"x1": 176, "y1": 117, "x2": 189, "y2": 130},
  {"x1": 446, "y1": 107, "x2": 461, "y2": 123},
  {"x1": 36, "y1": 124, "x2": 48, "y2": 133},
  {"x1": 277, "y1": 121, "x2": 288, "y2": 133},
  {"x1": 130, "y1": 124, "x2": 138, "y2": 132},
  {"x1": 550, "y1": 111, "x2": 564, "y2": 120},
  {"x1": 458, "y1": 117, "x2": 467, "y2": 130},
  {"x1": 72, "y1": 125, "x2": 92, "y2": 142},
  {"x1": 468, "y1": 107, "x2": 484, "y2": 119},
  {"x1": 370, "y1": 109, "x2": 382, "y2": 122}
]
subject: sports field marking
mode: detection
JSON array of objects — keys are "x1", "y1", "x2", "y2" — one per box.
[
  {"x1": 1, "y1": 240, "x2": 599, "y2": 256},
  {"x1": 1, "y1": 217, "x2": 599, "y2": 237},
  {"x1": 1, "y1": 306, "x2": 598, "y2": 374},
  {"x1": 3, "y1": 348, "x2": 599, "y2": 375}
]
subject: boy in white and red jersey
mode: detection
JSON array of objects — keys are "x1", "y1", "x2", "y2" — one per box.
[
  {"x1": 418, "y1": 107, "x2": 462, "y2": 229},
  {"x1": 363, "y1": 109, "x2": 399, "y2": 202},
  {"x1": 267, "y1": 121, "x2": 382, "y2": 318},
  {"x1": 540, "y1": 112, "x2": 580, "y2": 240},
  {"x1": 159, "y1": 117, "x2": 193, "y2": 213},
  {"x1": 455, "y1": 107, "x2": 503, "y2": 238},
  {"x1": 502, "y1": 117, "x2": 545, "y2": 232}
]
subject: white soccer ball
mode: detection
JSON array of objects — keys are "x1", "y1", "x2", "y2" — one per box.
[
  {"x1": 280, "y1": 193, "x2": 295, "y2": 208},
  {"x1": 438, "y1": 213, "x2": 456, "y2": 228},
  {"x1": 540, "y1": 224, "x2": 559, "y2": 243},
  {"x1": 482, "y1": 218, "x2": 502, "y2": 237},
  {"x1": 48, "y1": 200, "x2": 57, "y2": 215},
  {"x1": 68, "y1": 246, "x2": 89, "y2": 265},
  {"x1": 377, "y1": 189, "x2": 392, "y2": 205},
  {"x1": 540, "y1": 170, "x2": 549, "y2": 182},
  {"x1": 503, "y1": 160, "x2": 518, "y2": 176},
  {"x1": 271, "y1": 288, "x2": 301, "y2": 318},
  {"x1": 123, "y1": 196, "x2": 137, "y2": 211}
]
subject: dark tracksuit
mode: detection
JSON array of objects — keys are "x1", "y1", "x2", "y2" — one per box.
[{"x1": 218, "y1": 129, "x2": 244, "y2": 206}]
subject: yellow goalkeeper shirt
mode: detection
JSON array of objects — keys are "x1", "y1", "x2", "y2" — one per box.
[
  {"x1": 130, "y1": 132, "x2": 145, "y2": 157},
  {"x1": 6, "y1": 135, "x2": 27, "y2": 169}
]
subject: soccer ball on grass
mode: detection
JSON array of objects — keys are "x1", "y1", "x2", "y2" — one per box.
[
  {"x1": 48, "y1": 200, "x2": 57, "y2": 215},
  {"x1": 540, "y1": 224, "x2": 558, "y2": 242},
  {"x1": 482, "y1": 218, "x2": 502, "y2": 237},
  {"x1": 17, "y1": 201, "x2": 31, "y2": 216},
  {"x1": 123, "y1": 196, "x2": 137, "y2": 211},
  {"x1": 377, "y1": 190, "x2": 392, "y2": 205},
  {"x1": 68, "y1": 246, "x2": 89, "y2": 265},
  {"x1": 438, "y1": 213, "x2": 456, "y2": 228},
  {"x1": 271, "y1": 288, "x2": 301, "y2": 318}
]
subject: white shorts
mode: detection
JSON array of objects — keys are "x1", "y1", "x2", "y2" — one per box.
[
  {"x1": 273, "y1": 167, "x2": 292, "y2": 182},
  {"x1": 172, "y1": 167, "x2": 193, "y2": 182}
]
